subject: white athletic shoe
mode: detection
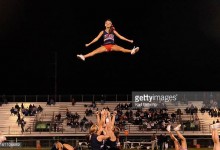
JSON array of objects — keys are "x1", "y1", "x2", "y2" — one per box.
[
  {"x1": 211, "y1": 123, "x2": 220, "y2": 130},
  {"x1": 166, "y1": 124, "x2": 171, "y2": 132},
  {"x1": 210, "y1": 124, "x2": 216, "y2": 130},
  {"x1": 174, "y1": 124, "x2": 181, "y2": 131},
  {"x1": 215, "y1": 123, "x2": 220, "y2": 128},
  {"x1": 77, "y1": 54, "x2": 85, "y2": 61},
  {"x1": 131, "y1": 47, "x2": 139, "y2": 55}
]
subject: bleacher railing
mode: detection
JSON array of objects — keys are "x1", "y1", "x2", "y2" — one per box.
[
  {"x1": 0, "y1": 94, "x2": 132, "y2": 102},
  {"x1": 0, "y1": 122, "x2": 211, "y2": 136},
  {"x1": 1, "y1": 91, "x2": 219, "y2": 102}
]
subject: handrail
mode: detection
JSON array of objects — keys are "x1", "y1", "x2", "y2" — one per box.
[
  {"x1": 1, "y1": 92, "x2": 218, "y2": 103},
  {"x1": 0, "y1": 94, "x2": 133, "y2": 102},
  {"x1": 0, "y1": 122, "x2": 211, "y2": 136}
]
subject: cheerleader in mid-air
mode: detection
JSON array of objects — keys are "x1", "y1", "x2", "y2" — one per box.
[{"x1": 77, "y1": 19, "x2": 139, "y2": 61}]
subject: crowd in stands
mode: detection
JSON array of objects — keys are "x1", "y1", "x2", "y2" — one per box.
[
  {"x1": 63, "y1": 101, "x2": 178, "y2": 134},
  {"x1": 5, "y1": 99, "x2": 210, "y2": 134},
  {"x1": 200, "y1": 100, "x2": 220, "y2": 118},
  {"x1": 112, "y1": 102, "x2": 178, "y2": 132},
  {"x1": 10, "y1": 103, "x2": 43, "y2": 116},
  {"x1": 49, "y1": 99, "x2": 220, "y2": 133},
  {"x1": 184, "y1": 104, "x2": 198, "y2": 115},
  {"x1": 53, "y1": 108, "x2": 93, "y2": 132},
  {"x1": 9, "y1": 103, "x2": 43, "y2": 133},
  {"x1": 182, "y1": 117, "x2": 200, "y2": 131},
  {"x1": 183, "y1": 103, "x2": 200, "y2": 131},
  {"x1": 79, "y1": 101, "x2": 198, "y2": 132},
  {"x1": 85, "y1": 108, "x2": 94, "y2": 116}
]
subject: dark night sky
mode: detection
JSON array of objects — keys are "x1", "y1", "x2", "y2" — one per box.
[{"x1": 0, "y1": 0, "x2": 220, "y2": 95}]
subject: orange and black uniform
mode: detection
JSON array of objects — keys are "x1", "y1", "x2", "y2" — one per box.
[{"x1": 103, "y1": 30, "x2": 115, "y2": 52}]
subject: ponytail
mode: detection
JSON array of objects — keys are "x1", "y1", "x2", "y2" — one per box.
[{"x1": 109, "y1": 24, "x2": 115, "y2": 34}]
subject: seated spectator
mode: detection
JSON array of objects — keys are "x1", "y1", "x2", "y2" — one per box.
[
  {"x1": 47, "y1": 98, "x2": 55, "y2": 105},
  {"x1": 56, "y1": 112, "x2": 61, "y2": 121},
  {"x1": 190, "y1": 121, "x2": 195, "y2": 131},
  {"x1": 15, "y1": 103, "x2": 20, "y2": 112},
  {"x1": 92, "y1": 101, "x2": 96, "y2": 109},
  {"x1": 171, "y1": 112, "x2": 176, "y2": 123},
  {"x1": 194, "y1": 106, "x2": 198, "y2": 114},
  {"x1": 32, "y1": 104, "x2": 38, "y2": 115},
  {"x1": 177, "y1": 108, "x2": 182, "y2": 115},
  {"x1": 73, "y1": 119, "x2": 79, "y2": 128},
  {"x1": 67, "y1": 119, "x2": 73, "y2": 126},
  {"x1": 85, "y1": 109, "x2": 92, "y2": 116},
  {"x1": 46, "y1": 99, "x2": 50, "y2": 105},
  {"x1": 50, "y1": 98, "x2": 55, "y2": 105},
  {"x1": 194, "y1": 119, "x2": 200, "y2": 131},
  {"x1": 88, "y1": 108, "x2": 93, "y2": 116},
  {"x1": 151, "y1": 121, "x2": 155, "y2": 129},
  {"x1": 66, "y1": 109, "x2": 71, "y2": 119},
  {"x1": 10, "y1": 107, "x2": 15, "y2": 115},
  {"x1": 14, "y1": 108, "x2": 18, "y2": 115},
  {"x1": 161, "y1": 120, "x2": 166, "y2": 130},
  {"x1": 128, "y1": 102, "x2": 132, "y2": 108},
  {"x1": 37, "y1": 105, "x2": 43, "y2": 112},
  {"x1": 22, "y1": 108, "x2": 29, "y2": 116},
  {"x1": 124, "y1": 103, "x2": 128, "y2": 110},
  {"x1": 74, "y1": 112, "x2": 80, "y2": 120},
  {"x1": 79, "y1": 116, "x2": 89, "y2": 132},
  {"x1": 85, "y1": 109, "x2": 89, "y2": 116}
]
